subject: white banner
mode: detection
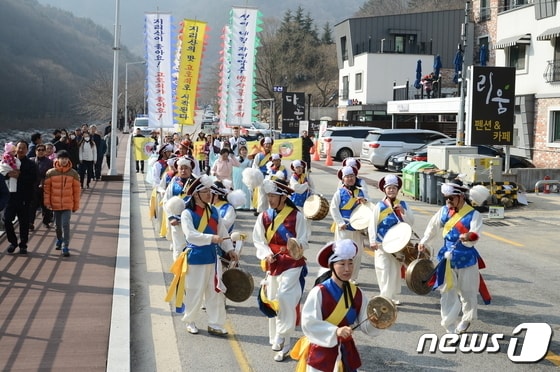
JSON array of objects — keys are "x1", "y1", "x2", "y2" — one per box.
[
  {"x1": 145, "y1": 13, "x2": 175, "y2": 129},
  {"x1": 218, "y1": 24, "x2": 232, "y2": 135},
  {"x1": 226, "y1": 7, "x2": 260, "y2": 127}
]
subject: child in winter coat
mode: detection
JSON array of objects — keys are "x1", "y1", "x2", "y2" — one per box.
[{"x1": 44, "y1": 150, "x2": 81, "y2": 257}]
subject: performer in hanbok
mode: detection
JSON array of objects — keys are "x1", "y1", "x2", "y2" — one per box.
[
  {"x1": 252, "y1": 137, "x2": 274, "y2": 215},
  {"x1": 267, "y1": 153, "x2": 288, "y2": 181},
  {"x1": 163, "y1": 157, "x2": 197, "y2": 260},
  {"x1": 288, "y1": 160, "x2": 313, "y2": 241},
  {"x1": 329, "y1": 166, "x2": 368, "y2": 284},
  {"x1": 418, "y1": 179, "x2": 491, "y2": 334},
  {"x1": 179, "y1": 175, "x2": 239, "y2": 336},
  {"x1": 253, "y1": 179, "x2": 308, "y2": 362},
  {"x1": 231, "y1": 145, "x2": 252, "y2": 210},
  {"x1": 211, "y1": 180, "x2": 246, "y2": 256},
  {"x1": 368, "y1": 175, "x2": 414, "y2": 305},
  {"x1": 341, "y1": 157, "x2": 369, "y2": 199},
  {"x1": 292, "y1": 239, "x2": 379, "y2": 371}
]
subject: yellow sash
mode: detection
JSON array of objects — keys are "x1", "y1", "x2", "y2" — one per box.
[
  {"x1": 265, "y1": 206, "x2": 293, "y2": 242},
  {"x1": 196, "y1": 207, "x2": 209, "y2": 233},
  {"x1": 164, "y1": 251, "x2": 189, "y2": 309},
  {"x1": 443, "y1": 204, "x2": 474, "y2": 237},
  {"x1": 325, "y1": 284, "x2": 358, "y2": 325},
  {"x1": 340, "y1": 188, "x2": 359, "y2": 210},
  {"x1": 258, "y1": 153, "x2": 271, "y2": 168}
]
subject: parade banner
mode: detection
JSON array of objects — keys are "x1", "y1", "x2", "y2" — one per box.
[
  {"x1": 193, "y1": 140, "x2": 206, "y2": 161},
  {"x1": 145, "y1": 13, "x2": 175, "y2": 129},
  {"x1": 133, "y1": 137, "x2": 155, "y2": 161},
  {"x1": 218, "y1": 24, "x2": 232, "y2": 135},
  {"x1": 224, "y1": 7, "x2": 262, "y2": 127},
  {"x1": 175, "y1": 19, "x2": 207, "y2": 126},
  {"x1": 246, "y1": 138, "x2": 302, "y2": 161}
]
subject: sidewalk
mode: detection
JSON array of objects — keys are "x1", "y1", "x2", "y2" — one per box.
[{"x1": 0, "y1": 133, "x2": 130, "y2": 371}]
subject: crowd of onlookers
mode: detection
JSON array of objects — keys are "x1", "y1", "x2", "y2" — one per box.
[{"x1": 0, "y1": 123, "x2": 116, "y2": 257}]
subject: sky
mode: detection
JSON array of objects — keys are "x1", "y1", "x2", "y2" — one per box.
[{"x1": 36, "y1": 0, "x2": 363, "y2": 63}]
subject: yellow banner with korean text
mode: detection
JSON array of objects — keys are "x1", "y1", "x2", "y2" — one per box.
[
  {"x1": 246, "y1": 138, "x2": 302, "y2": 161},
  {"x1": 175, "y1": 20, "x2": 207, "y2": 126}
]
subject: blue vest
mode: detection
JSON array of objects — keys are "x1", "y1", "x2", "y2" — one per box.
[
  {"x1": 375, "y1": 200, "x2": 408, "y2": 243},
  {"x1": 185, "y1": 206, "x2": 220, "y2": 265},
  {"x1": 290, "y1": 174, "x2": 310, "y2": 207},
  {"x1": 338, "y1": 187, "x2": 365, "y2": 231},
  {"x1": 437, "y1": 205, "x2": 479, "y2": 269},
  {"x1": 217, "y1": 202, "x2": 234, "y2": 234}
]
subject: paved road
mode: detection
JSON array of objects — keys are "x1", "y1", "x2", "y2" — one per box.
[{"x1": 131, "y1": 155, "x2": 560, "y2": 371}]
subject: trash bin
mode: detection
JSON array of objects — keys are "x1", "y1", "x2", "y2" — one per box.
[
  {"x1": 418, "y1": 170, "x2": 427, "y2": 202},
  {"x1": 424, "y1": 168, "x2": 440, "y2": 204},
  {"x1": 402, "y1": 161, "x2": 436, "y2": 199}
]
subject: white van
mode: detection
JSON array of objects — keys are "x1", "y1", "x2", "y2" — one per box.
[
  {"x1": 360, "y1": 128, "x2": 449, "y2": 169},
  {"x1": 319, "y1": 126, "x2": 379, "y2": 160}
]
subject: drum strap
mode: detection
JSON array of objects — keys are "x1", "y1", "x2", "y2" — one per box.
[
  {"x1": 258, "y1": 152, "x2": 271, "y2": 168},
  {"x1": 443, "y1": 204, "x2": 473, "y2": 237},
  {"x1": 265, "y1": 206, "x2": 294, "y2": 242}
]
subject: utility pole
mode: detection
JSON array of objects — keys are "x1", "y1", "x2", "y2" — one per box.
[
  {"x1": 107, "y1": 0, "x2": 120, "y2": 177},
  {"x1": 456, "y1": 0, "x2": 470, "y2": 146}
]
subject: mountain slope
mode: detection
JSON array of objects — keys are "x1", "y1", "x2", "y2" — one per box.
[{"x1": 0, "y1": 0, "x2": 135, "y2": 129}]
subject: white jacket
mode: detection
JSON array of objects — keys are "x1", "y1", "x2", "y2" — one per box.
[{"x1": 79, "y1": 141, "x2": 97, "y2": 162}]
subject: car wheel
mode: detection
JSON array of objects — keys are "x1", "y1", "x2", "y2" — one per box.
[
  {"x1": 337, "y1": 148, "x2": 353, "y2": 161},
  {"x1": 256, "y1": 133, "x2": 264, "y2": 140},
  {"x1": 373, "y1": 158, "x2": 389, "y2": 170}
]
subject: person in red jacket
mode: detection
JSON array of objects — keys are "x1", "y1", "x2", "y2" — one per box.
[{"x1": 43, "y1": 150, "x2": 81, "y2": 257}]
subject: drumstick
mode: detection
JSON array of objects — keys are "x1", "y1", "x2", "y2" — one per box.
[{"x1": 352, "y1": 308, "x2": 379, "y2": 330}]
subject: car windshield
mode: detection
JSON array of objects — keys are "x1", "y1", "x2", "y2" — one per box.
[
  {"x1": 365, "y1": 132, "x2": 381, "y2": 141},
  {"x1": 135, "y1": 118, "x2": 149, "y2": 127}
]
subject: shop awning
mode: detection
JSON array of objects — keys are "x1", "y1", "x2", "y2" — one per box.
[
  {"x1": 492, "y1": 34, "x2": 531, "y2": 49},
  {"x1": 537, "y1": 26, "x2": 560, "y2": 41}
]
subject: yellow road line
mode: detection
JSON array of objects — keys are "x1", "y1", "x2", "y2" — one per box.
[
  {"x1": 546, "y1": 351, "x2": 560, "y2": 366},
  {"x1": 481, "y1": 231, "x2": 524, "y2": 247},
  {"x1": 226, "y1": 322, "x2": 253, "y2": 372}
]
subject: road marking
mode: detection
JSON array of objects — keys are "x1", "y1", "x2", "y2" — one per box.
[
  {"x1": 481, "y1": 231, "x2": 524, "y2": 247},
  {"x1": 226, "y1": 323, "x2": 253, "y2": 372}
]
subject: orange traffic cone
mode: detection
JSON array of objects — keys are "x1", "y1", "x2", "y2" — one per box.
[
  {"x1": 312, "y1": 139, "x2": 320, "y2": 161},
  {"x1": 325, "y1": 142, "x2": 333, "y2": 166}
]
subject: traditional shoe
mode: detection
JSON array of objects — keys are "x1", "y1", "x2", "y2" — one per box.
[
  {"x1": 271, "y1": 337, "x2": 285, "y2": 351},
  {"x1": 273, "y1": 345, "x2": 291, "y2": 362},
  {"x1": 186, "y1": 322, "x2": 199, "y2": 334},
  {"x1": 455, "y1": 320, "x2": 471, "y2": 334},
  {"x1": 207, "y1": 325, "x2": 228, "y2": 336},
  {"x1": 7, "y1": 244, "x2": 17, "y2": 254}
]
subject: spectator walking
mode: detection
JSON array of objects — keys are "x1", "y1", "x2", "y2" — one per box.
[
  {"x1": 29, "y1": 144, "x2": 54, "y2": 229},
  {"x1": 44, "y1": 150, "x2": 81, "y2": 257},
  {"x1": 301, "y1": 130, "x2": 314, "y2": 171},
  {"x1": 104, "y1": 126, "x2": 118, "y2": 169},
  {"x1": 133, "y1": 128, "x2": 145, "y2": 173},
  {"x1": 78, "y1": 133, "x2": 97, "y2": 189},
  {"x1": 4, "y1": 141, "x2": 38, "y2": 255},
  {"x1": 27, "y1": 132, "x2": 43, "y2": 159},
  {"x1": 89, "y1": 125, "x2": 106, "y2": 180}
]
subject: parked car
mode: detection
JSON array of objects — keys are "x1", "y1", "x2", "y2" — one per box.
[
  {"x1": 399, "y1": 140, "x2": 535, "y2": 170},
  {"x1": 319, "y1": 126, "x2": 379, "y2": 161},
  {"x1": 387, "y1": 138, "x2": 455, "y2": 172},
  {"x1": 238, "y1": 122, "x2": 272, "y2": 140},
  {"x1": 360, "y1": 128, "x2": 449, "y2": 169}
]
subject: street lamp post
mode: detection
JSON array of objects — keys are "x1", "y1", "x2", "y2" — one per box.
[
  {"x1": 124, "y1": 61, "x2": 145, "y2": 134},
  {"x1": 107, "y1": 0, "x2": 120, "y2": 177}
]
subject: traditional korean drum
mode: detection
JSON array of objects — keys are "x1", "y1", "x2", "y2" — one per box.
[{"x1": 303, "y1": 195, "x2": 329, "y2": 220}]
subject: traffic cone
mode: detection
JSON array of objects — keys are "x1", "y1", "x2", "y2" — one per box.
[
  {"x1": 325, "y1": 142, "x2": 333, "y2": 166},
  {"x1": 312, "y1": 139, "x2": 320, "y2": 161}
]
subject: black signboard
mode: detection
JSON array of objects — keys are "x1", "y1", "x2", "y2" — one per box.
[
  {"x1": 281, "y1": 92, "x2": 305, "y2": 134},
  {"x1": 469, "y1": 66, "x2": 516, "y2": 145}
]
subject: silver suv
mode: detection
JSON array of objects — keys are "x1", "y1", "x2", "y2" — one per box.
[
  {"x1": 132, "y1": 116, "x2": 152, "y2": 136},
  {"x1": 360, "y1": 128, "x2": 449, "y2": 169},
  {"x1": 319, "y1": 126, "x2": 379, "y2": 160}
]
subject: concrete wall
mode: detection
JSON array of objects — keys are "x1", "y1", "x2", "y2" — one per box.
[{"x1": 502, "y1": 168, "x2": 560, "y2": 192}]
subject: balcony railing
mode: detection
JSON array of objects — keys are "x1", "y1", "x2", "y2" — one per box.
[{"x1": 543, "y1": 60, "x2": 560, "y2": 83}]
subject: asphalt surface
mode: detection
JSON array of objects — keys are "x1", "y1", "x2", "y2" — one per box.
[{"x1": 130, "y1": 154, "x2": 560, "y2": 371}]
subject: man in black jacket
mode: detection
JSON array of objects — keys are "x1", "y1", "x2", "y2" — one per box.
[
  {"x1": 4, "y1": 140, "x2": 38, "y2": 254},
  {"x1": 301, "y1": 130, "x2": 314, "y2": 171}
]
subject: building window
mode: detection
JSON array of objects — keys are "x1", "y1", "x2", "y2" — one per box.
[
  {"x1": 341, "y1": 36, "x2": 348, "y2": 61},
  {"x1": 508, "y1": 44, "x2": 527, "y2": 72},
  {"x1": 395, "y1": 36, "x2": 404, "y2": 53},
  {"x1": 550, "y1": 110, "x2": 560, "y2": 144},
  {"x1": 342, "y1": 76, "x2": 349, "y2": 100},
  {"x1": 355, "y1": 73, "x2": 362, "y2": 91},
  {"x1": 480, "y1": 0, "x2": 490, "y2": 20}
]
